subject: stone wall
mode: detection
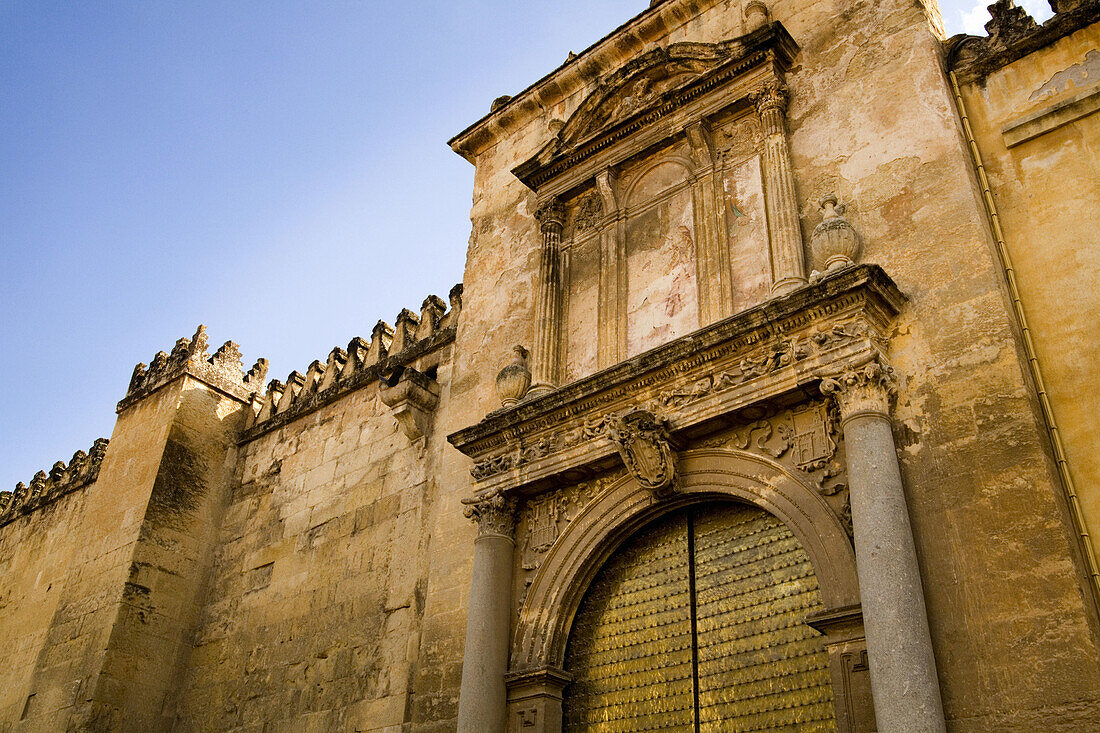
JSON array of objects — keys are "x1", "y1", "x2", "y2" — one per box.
[
  {"x1": 447, "y1": 0, "x2": 1100, "y2": 728},
  {"x1": 951, "y1": 3, "x2": 1100, "y2": 617}
]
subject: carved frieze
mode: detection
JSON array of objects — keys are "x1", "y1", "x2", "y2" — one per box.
[{"x1": 573, "y1": 193, "x2": 604, "y2": 233}]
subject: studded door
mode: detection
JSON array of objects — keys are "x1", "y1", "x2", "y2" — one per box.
[{"x1": 563, "y1": 503, "x2": 835, "y2": 732}]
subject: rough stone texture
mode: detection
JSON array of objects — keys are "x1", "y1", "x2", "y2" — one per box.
[
  {"x1": 1, "y1": 1, "x2": 1099, "y2": 732},
  {"x1": 951, "y1": 13, "x2": 1100, "y2": 614}
]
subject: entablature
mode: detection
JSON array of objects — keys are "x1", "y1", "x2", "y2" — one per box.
[{"x1": 448, "y1": 265, "x2": 905, "y2": 497}]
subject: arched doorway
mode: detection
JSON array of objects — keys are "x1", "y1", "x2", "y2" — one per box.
[{"x1": 561, "y1": 502, "x2": 836, "y2": 731}]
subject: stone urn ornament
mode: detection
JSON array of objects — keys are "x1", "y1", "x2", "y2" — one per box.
[
  {"x1": 810, "y1": 195, "x2": 862, "y2": 279},
  {"x1": 496, "y1": 346, "x2": 532, "y2": 407}
]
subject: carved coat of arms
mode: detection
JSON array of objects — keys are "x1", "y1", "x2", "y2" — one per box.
[{"x1": 607, "y1": 409, "x2": 678, "y2": 498}]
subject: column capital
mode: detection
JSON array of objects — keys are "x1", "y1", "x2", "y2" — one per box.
[
  {"x1": 819, "y1": 359, "x2": 898, "y2": 423},
  {"x1": 751, "y1": 79, "x2": 789, "y2": 119},
  {"x1": 535, "y1": 198, "x2": 565, "y2": 233},
  {"x1": 463, "y1": 491, "x2": 518, "y2": 541}
]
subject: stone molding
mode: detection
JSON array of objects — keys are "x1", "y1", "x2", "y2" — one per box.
[
  {"x1": 241, "y1": 284, "x2": 462, "y2": 442},
  {"x1": 118, "y1": 325, "x2": 267, "y2": 412},
  {"x1": 463, "y1": 491, "x2": 518, "y2": 542},
  {"x1": 819, "y1": 359, "x2": 899, "y2": 424},
  {"x1": 0, "y1": 438, "x2": 108, "y2": 528},
  {"x1": 945, "y1": 0, "x2": 1100, "y2": 82},
  {"x1": 449, "y1": 265, "x2": 905, "y2": 495}
]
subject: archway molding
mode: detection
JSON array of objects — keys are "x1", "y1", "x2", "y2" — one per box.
[{"x1": 511, "y1": 447, "x2": 860, "y2": 672}]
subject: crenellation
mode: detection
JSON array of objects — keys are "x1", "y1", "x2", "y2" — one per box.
[
  {"x1": 241, "y1": 287, "x2": 462, "y2": 441},
  {"x1": 390, "y1": 309, "x2": 421, "y2": 354},
  {"x1": 118, "y1": 325, "x2": 265, "y2": 412},
  {"x1": 0, "y1": 437, "x2": 109, "y2": 527}
]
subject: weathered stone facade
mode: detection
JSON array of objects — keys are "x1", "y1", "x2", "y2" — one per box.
[{"x1": 3, "y1": 1, "x2": 1099, "y2": 731}]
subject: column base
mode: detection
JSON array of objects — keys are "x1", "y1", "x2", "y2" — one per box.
[
  {"x1": 771, "y1": 276, "x2": 807, "y2": 295},
  {"x1": 527, "y1": 383, "x2": 556, "y2": 399}
]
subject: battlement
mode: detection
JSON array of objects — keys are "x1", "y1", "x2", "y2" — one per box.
[
  {"x1": 0, "y1": 438, "x2": 109, "y2": 527},
  {"x1": 118, "y1": 325, "x2": 269, "y2": 412},
  {"x1": 242, "y1": 284, "x2": 462, "y2": 441}
]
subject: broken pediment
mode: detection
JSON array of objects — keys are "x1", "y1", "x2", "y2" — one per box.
[{"x1": 513, "y1": 23, "x2": 798, "y2": 191}]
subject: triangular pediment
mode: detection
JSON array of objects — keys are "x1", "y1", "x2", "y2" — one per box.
[{"x1": 512, "y1": 24, "x2": 798, "y2": 191}]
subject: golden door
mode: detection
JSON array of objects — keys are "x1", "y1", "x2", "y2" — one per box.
[{"x1": 562, "y1": 503, "x2": 836, "y2": 732}]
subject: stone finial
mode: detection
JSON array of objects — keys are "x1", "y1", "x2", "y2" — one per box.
[
  {"x1": 368, "y1": 321, "x2": 394, "y2": 364},
  {"x1": 744, "y1": 0, "x2": 769, "y2": 31},
  {"x1": 810, "y1": 195, "x2": 862, "y2": 278},
  {"x1": 985, "y1": 0, "x2": 1037, "y2": 44},
  {"x1": 496, "y1": 346, "x2": 532, "y2": 408},
  {"x1": 462, "y1": 491, "x2": 518, "y2": 541},
  {"x1": 440, "y1": 284, "x2": 464, "y2": 330},
  {"x1": 303, "y1": 360, "x2": 326, "y2": 393},
  {"x1": 277, "y1": 372, "x2": 305, "y2": 413},
  {"x1": 491, "y1": 95, "x2": 512, "y2": 112},
  {"x1": 819, "y1": 360, "x2": 899, "y2": 422}
]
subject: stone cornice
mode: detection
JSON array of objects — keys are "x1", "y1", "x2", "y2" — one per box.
[
  {"x1": 945, "y1": 0, "x2": 1100, "y2": 83},
  {"x1": 448, "y1": 265, "x2": 906, "y2": 495},
  {"x1": 448, "y1": 0, "x2": 725, "y2": 163}
]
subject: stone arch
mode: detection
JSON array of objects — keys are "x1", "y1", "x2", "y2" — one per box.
[
  {"x1": 622, "y1": 155, "x2": 697, "y2": 206},
  {"x1": 511, "y1": 447, "x2": 859, "y2": 671}
]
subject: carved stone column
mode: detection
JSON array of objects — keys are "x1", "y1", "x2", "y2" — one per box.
[
  {"x1": 820, "y1": 361, "x2": 946, "y2": 733},
  {"x1": 752, "y1": 80, "x2": 807, "y2": 295},
  {"x1": 457, "y1": 492, "x2": 518, "y2": 733},
  {"x1": 530, "y1": 199, "x2": 565, "y2": 397}
]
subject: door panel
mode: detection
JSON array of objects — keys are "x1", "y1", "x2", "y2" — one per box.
[
  {"x1": 563, "y1": 511, "x2": 695, "y2": 732},
  {"x1": 694, "y1": 504, "x2": 835, "y2": 731},
  {"x1": 563, "y1": 503, "x2": 835, "y2": 732}
]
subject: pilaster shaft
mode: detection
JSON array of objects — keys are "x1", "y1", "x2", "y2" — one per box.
[
  {"x1": 531, "y1": 199, "x2": 565, "y2": 396},
  {"x1": 821, "y1": 361, "x2": 946, "y2": 733},
  {"x1": 457, "y1": 492, "x2": 517, "y2": 733},
  {"x1": 752, "y1": 81, "x2": 806, "y2": 294}
]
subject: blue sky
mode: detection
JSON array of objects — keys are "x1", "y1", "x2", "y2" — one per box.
[{"x1": 0, "y1": 0, "x2": 1053, "y2": 489}]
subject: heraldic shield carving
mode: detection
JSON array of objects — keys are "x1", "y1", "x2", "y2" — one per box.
[{"x1": 607, "y1": 408, "x2": 678, "y2": 498}]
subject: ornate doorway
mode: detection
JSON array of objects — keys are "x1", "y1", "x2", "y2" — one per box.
[{"x1": 562, "y1": 502, "x2": 836, "y2": 732}]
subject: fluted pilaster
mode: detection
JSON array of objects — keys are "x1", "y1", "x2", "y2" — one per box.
[
  {"x1": 530, "y1": 199, "x2": 565, "y2": 397},
  {"x1": 752, "y1": 80, "x2": 807, "y2": 295}
]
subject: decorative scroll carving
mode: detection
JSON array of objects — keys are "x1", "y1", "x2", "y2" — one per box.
[
  {"x1": 819, "y1": 360, "x2": 898, "y2": 421},
  {"x1": 606, "y1": 409, "x2": 678, "y2": 498},
  {"x1": 463, "y1": 491, "x2": 518, "y2": 541}
]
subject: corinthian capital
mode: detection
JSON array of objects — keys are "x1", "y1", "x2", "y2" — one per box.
[
  {"x1": 462, "y1": 491, "x2": 518, "y2": 540},
  {"x1": 534, "y1": 198, "x2": 565, "y2": 232},
  {"x1": 751, "y1": 79, "x2": 789, "y2": 118},
  {"x1": 819, "y1": 360, "x2": 898, "y2": 422}
]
